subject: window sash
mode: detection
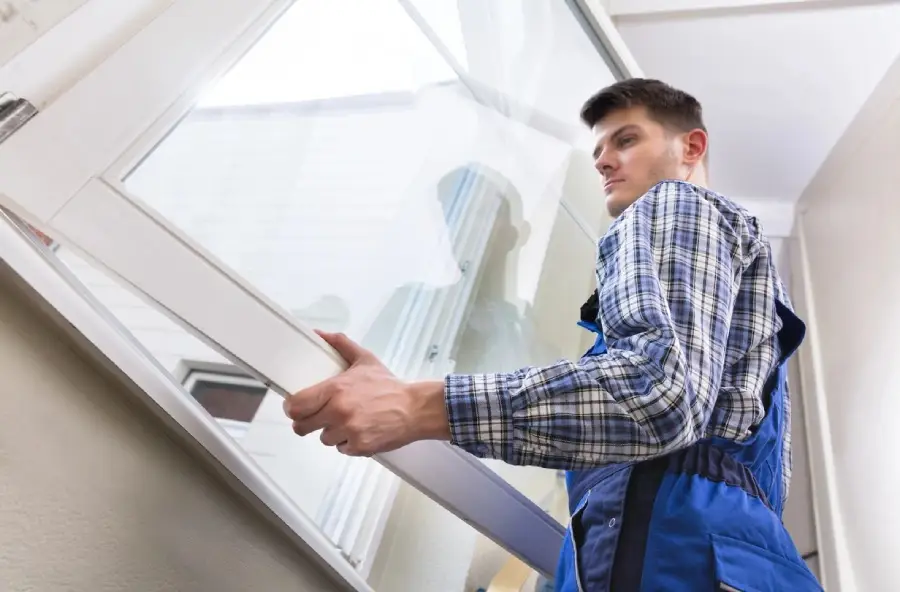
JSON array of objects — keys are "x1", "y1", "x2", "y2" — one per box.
[{"x1": 0, "y1": 0, "x2": 637, "y2": 580}]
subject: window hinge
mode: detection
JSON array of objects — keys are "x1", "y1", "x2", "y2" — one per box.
[{"x1": 0, "y1": 92, "x2": 38, "y2": 145}]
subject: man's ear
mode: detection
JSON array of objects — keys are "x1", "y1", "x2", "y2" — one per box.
[{"x1": 683, "y1": 128, "x2": 708, "y2": 166}]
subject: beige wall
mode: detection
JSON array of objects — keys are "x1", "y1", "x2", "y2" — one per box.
[
  {"x1": 0, "y1": 263, "x2": 346, "y2": 592},
  {"x1": 795, "y1": 56, "x2": 900, "y2": 590}
]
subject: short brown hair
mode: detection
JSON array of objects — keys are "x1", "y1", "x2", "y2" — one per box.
[{"x1": 580, "y1": 78, "x2": 706, "y2": 134}]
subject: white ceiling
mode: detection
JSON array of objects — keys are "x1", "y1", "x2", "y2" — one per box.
[{"x1": 610, "y1": 0, "x2": 900, "y2": 202}]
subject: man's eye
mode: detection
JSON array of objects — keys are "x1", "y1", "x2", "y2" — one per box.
[{"x1": 618, "y1": 136, "x2": 636, "y2": 147}]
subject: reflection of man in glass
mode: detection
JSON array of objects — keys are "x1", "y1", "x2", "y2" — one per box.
[
  {"x1": 361, "y1": 163, "x2": 537, "y2": 377},
  {"x1": 445, "y1": 164, "x2": 540, "y2": 373},
  {"x1": 285, "y1": 80, "x2": 821, "y2": 590}
]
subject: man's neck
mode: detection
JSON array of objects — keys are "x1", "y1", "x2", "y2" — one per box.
[{"x1": 683, "y1": 165, "x2": 709, "y2": 188}]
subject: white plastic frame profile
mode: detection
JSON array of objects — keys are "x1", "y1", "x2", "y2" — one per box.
[
  {"x1": 567, "y1": 0, "x2": 645, "y2": 79},
  {"x1": 0, "y1": 0, "x2": 565, "y2": 577}
]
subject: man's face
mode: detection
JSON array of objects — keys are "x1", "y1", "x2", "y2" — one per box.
[{"x1": 590, "y1": 106, "x2": 683, "y2": 217}]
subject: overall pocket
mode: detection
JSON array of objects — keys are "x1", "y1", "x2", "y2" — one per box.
[
  {"x1": 570, "y1": 467, "x2": 633, "y2": 592},
  {"x1": 711, "y1": 534, "x2": 823, "y2": 592}
]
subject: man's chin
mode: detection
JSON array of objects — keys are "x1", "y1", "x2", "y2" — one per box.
[{"x1": 605, "y1": 192, "x2": 636, "y2": 218}]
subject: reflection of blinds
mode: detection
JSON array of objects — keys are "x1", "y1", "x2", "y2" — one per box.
[{"x1": 316, "y1": 166, "x2": 503, "y2": 574}]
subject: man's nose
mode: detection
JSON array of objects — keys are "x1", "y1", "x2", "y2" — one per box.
[{"x1": 594, "y1": 154, "x2": 615, "y2": 177}]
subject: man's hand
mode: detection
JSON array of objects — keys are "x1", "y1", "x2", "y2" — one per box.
[{"x1": 283, "y1": 331, "x2": 451, "y2": 456}]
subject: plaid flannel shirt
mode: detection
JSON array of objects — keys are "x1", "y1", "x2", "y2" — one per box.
[{"x1": 445, "y1": 180, "x2": 794, "y2": 503}]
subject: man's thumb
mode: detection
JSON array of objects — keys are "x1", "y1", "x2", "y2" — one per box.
[{"x1": 315, "y1": 330, "x2": 370, "y2": 365}]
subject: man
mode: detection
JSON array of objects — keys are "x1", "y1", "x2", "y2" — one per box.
[{"x1": 284, "y1": 79, "x2": 823, "y2": 591}]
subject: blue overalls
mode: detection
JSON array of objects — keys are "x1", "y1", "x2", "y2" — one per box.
[{"x1": 554, "y1": 299, "x2": 823, "y2": 591}]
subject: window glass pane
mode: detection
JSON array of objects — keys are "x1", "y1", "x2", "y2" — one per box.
[
  {"x1": 198, "y1": 0, "x2": 455, "y2": 107},
  {"x1": 406, "y1": 0, "x2": 617, "y2": 129},
  {"x1": 59, "y1": 0, "x2": 613, "y2": 577}
]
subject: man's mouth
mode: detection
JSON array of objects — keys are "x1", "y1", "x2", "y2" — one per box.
[{"x1": 604, "y1": 179, "x2": 624, "y2": 191}]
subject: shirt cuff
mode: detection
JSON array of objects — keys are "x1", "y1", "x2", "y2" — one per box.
[{"x1": 443, "y1": 372, "x2": 521, "y2": 463}]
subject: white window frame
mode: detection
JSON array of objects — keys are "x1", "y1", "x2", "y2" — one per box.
[{"x1": 0, "y1": 0, "x2": 638, "y2": 582}]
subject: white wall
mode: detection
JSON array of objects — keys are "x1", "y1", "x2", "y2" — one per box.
[
  {"x1": 793, "y1": 54, "x2": 900, "y2": 591},
  {"x1": 614, "y1": 2, "x2": 900, "y2": 202},
  {"x1": 0, "y1": 259, "x2": 347, "y2": 592}
]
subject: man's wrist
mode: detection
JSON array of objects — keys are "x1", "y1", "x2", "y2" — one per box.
[{"x1": 407, "y1": 379, "x2": 452, "y2": 442}]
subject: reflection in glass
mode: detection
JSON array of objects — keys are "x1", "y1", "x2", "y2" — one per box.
[
  {"x1": 58, "y1": 0, "x2": 613, "y2": 586},
  {"x1": 183, "y1": 367, "x2": 268, "y2": 439}
]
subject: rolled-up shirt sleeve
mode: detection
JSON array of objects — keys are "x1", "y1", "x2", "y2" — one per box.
[{"x1": 444, "y1": 181, "x2": 750, "y2": 469}]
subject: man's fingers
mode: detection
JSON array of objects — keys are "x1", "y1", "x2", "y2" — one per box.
[
  {"x1": 292, "y1": 419, "x2": 314, "y2": 437},
  {"x1": 292, "y1": 409, "x2": 328, "y2": 437},
  {"x1": 290, "y1": 397, "x2": 344, "y2": 440},
  {"x1": 319, "y1": 426, "x2": 347, "y2": 447},
  {"x1": 316, "y1": 330, "x2": 373, "y2": 366},
  {"x1": 284, "y1": 381, "x2": 330, "y2": 421},
  {"x1": 337, "y1": 442, "x2": 372, "y2": 457}
]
